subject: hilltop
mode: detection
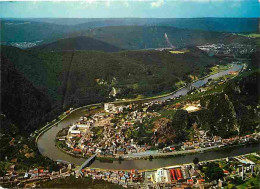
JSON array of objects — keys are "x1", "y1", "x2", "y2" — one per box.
[
  {"x1": 69, "y1": 26, "x2": 251, "y2": 50},
  {"x1": 30, "y1": 36, "x2": 123, "y2": 52},
  {"x1": 1, "y1": 20, "x2": 70, "y2": 43},
  {"x1": 1, "y1": 19, "x2": 253, "y2": 49}
]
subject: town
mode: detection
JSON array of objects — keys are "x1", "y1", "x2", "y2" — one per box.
[
  {"x1": 57, "y1": 98, "x2": 259, "y2": 160},
  {"x1": 54, "y1": 63, "x2": 259, "y2": 160},
  {"x1": 81, "y1": 153, "x2": 260, "y2": 188},
  {"x1": 197, "y1": 43, "x2": 255, "y2": 58},
  {"x1": 1, "y1": 153, "x2": 259, "y2": 188}
]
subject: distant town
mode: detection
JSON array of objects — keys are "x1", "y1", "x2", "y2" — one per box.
[{"x1": 197, "y1": 43, "x2": 255, "y2": 58}]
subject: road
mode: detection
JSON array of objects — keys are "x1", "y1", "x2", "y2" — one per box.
[{"x1": 124, "y1": 145, "x2": 221, "y2": 159}]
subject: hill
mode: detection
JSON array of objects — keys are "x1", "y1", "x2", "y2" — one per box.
[
  {"x1": 30, "y1": 36, "x2": 123, "y2": 52},
  {"x1": 1, "y1": 19, "x2": 253, "y2": 49},
  {"x1": 1, "y1": 45, "x2": 221, "y2": 113},
  {"x1": 6, "y1": 17, "x2": 259, "y2": 32},
  {"x1": 0, "y1": 19, "x2": 71, "y2": 43},
  {"x1": 69, "y1": 26, "x2": 252, "y2": 50},
  {"x1": 191, "y1": 71, "x2": 259, "y2": 138},
  {"x1": 134, "y1": 70, "x2": 259, "y2": 146},
  {"x1": 1, "y1": 55, "x2": 52, "y2": 133}
]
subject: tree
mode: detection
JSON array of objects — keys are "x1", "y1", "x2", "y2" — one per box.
[
  {"x1": 193, "y1": 157, "x2": 199, "y2": 164},
  {"x1": 203, "y1": 162, "x2": 224, "y2": 182},
  {"x1": 232, "y1": 176, "x2": 244, "y2": 185},
  {"x1": 171, "y1": 110, "x2": 190, "y2": 143},
  {"x1": 250, "y1": 181, "x2": 255, "y2": 188},
  {"x1": 48, "y1": 163, "x2": 60, "y2": 172},
  {"x1": 118, "y1": 156, "x2": 123, "y2": 164}
]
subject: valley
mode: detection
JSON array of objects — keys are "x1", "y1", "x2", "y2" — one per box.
[
  {"x1": 37, "y1": 62, "x2": 259, "y2": 164},
  {"x1": 0, "y1": 14, "x2": 259, "y2": 189}
]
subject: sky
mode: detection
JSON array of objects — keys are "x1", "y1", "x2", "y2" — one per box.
[{"x1": 0, "y1": 0, "x2": 259, "y2": 18}]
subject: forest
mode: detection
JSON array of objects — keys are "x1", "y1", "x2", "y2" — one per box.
[
  {"x1": 1, "y1": 45, "x2": 222, "y2": 132},
  {"x1": 129, "y1": 68, "x2": 259, "y2": 146}
]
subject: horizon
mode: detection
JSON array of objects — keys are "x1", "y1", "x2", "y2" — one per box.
[
  {"x1": 1, "y1": 0, "x2": 259, "y2": 18},
  {"x1": 2, "y1": 17, "x2": 260, "y2": 19}
]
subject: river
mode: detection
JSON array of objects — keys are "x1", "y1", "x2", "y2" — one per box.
[{"x1": 37, "y1": 63, "x2": 259, "y2": 170}]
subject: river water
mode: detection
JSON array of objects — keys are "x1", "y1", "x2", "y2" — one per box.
[
  {"x1": 37, "y1": 64, "x2": 259, "y2": 170},
  {"x1": 90, "y1": 143, "x2": 259, "y2": 170},
  {"x1": 158, "y1": 64, "x2": 243, "y2": 102}
]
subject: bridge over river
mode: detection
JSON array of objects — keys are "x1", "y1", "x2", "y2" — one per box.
[{"x1": 76, "y1": 154, "x2": 97, "y2": 176}]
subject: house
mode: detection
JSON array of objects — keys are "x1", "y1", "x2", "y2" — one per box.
[
  {"x1": 73, "y1": 148, "x2": 82, "y2": 154},
  {"x1": 104, "y1": 103, "x2": 116, "y2": 112},
  {"x1": 187, "y1": 179, "x2": 194, "y2": 184},
  {"x1": 223, "y1": 170, "x2": 230, "y2": 175},
  {"x1": 9, "y1": 165, "x2": 15, "y2": 172},
  {"x1": 110, "y1": 172, "x2": 118, "y2": 180},
  {"x1": 121, "y1": 176, "x2": 126, "y2": 183},
  {"x1": 117, "y1": 148, "x2": 126, "y2": 155}
]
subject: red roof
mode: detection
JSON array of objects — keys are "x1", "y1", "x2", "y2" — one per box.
[{"x1": 73, "y1": 148, "x2": 82, "y2": 152}]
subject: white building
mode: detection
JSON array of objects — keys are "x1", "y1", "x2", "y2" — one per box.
[
  {"x1": 68, "y1": 125, "x2": 81, "y2": 134},
  {"x1": 104, "y1": 103, "x2": 117, "y2": 113},
  {"x1": 76, "y1": 124, "x2": 90, "y2": 129},
  {"x1": 153, "y1": 169, "x2": 170, "y2": 183}
]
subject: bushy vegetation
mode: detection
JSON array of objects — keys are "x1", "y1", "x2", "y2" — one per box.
[
  {"x1": 0, "y1": 49, "x2": 62, "y2": 174},
  {"x1": 192, "y1": 71, "x2": 259, "y2": 137},
  {"x1": 0, "y1": 44, "x2": 223, "y2": 174},
  {"x1": 31, "y1": 36, "x2": 123, "y2": 52},
  {"x1": 1, "y1": 45, "x2": 220, "y2": 112},
  {"x1": 236, "y1": 177, "x2": 260, "y2": 189},
  {"x1": 0, "y1": 125, "x2": 59, "y2": 176},
  {"x1": 1, "y1": 56, "x2": 53, "y2": 132},
  {"x1": 132, "y1": 70, "x2": 259, "y2": 145},
  {"x1": 126, "y1": 109, "x2": 192, "y2": 146},
  {"x1": 71, "y1": 26, "x2": 252, "y2": 50},
  {"x1": 202, "y1": 162, "x2": 224, "y2": 182},
  {"x1": 39, "y1": 175, "x2": 124, "y2": 188},
  {"x1": 2, "y1": 18, "x2": 255, "y2": 46}
]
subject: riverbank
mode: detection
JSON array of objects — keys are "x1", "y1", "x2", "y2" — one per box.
[
  {"x1": 55, "y1": 139, "x2": 260, "y2": 163},
  {"x1": 35, "y1": 103, "x2": 102, "y2": 146},
  {"x1": 52, "y1": 63, "x2": 247, "y2": 161},
  {"x1": 37, "y1": 63, "x2": 249, "y2": 170},
  {"x1": 111, "y1": 63, "x2": 239, "y2": 105},
  {"x1": 149, "y1": 151, "x2": 260, "y2": 172},
  {"x1": 130, "y1": 141, "x2": 260, "y2": 161},
  {"x1": 37, "y1": 62, "x2": 242, "y2": 147},
  {"x1": 74, "y1": 152, "x2": 260, "y2": 189},
  {"x1": 85, "y1": 151, "x2": 260, "y2": 173}
]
